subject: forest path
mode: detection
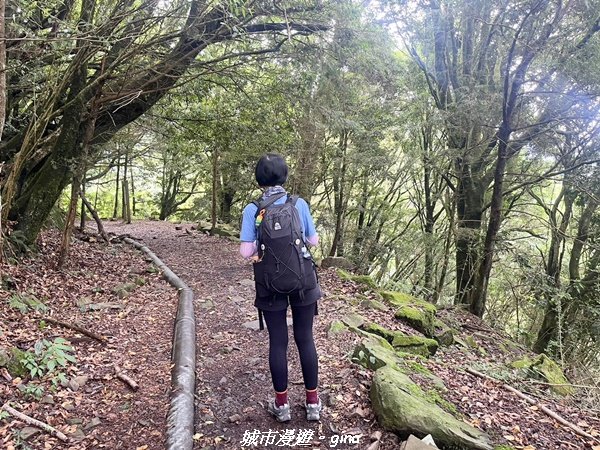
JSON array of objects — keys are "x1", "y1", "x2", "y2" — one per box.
[
  {"x1": 103, "y1": 221, "x2": 600, "y2": 450},
  {"x1": 104, "y1": 221, "x2": 388, "y2": 450}
]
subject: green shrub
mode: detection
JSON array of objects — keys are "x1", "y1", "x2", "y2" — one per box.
[{"x1": 19, "y1": 338, "x2": 77, "y2": 379}]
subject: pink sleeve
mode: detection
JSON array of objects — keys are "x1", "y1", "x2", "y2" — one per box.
[
  {"x1": 240, "y1": 241, "x2": 258, "y2": 259},
  {"x1": 306, "y1": 234, "x2": 319, "y2": 247}
]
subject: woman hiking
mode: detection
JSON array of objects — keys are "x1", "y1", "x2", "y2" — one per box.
[{"x1": 239, "y1": 153, "x2": 323, "y2": 422}]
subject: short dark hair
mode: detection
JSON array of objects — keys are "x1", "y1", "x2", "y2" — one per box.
[{"x1": 255, "y1": 153, "x2": 288, "y2": 187}]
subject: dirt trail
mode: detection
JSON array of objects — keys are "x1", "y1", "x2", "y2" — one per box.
[
  {"x1": 105, "y1": 221, "x2": 385, "y2": 450},
  {"x1": 103, "y1": 221, "x2": 600, "y2": 450}
]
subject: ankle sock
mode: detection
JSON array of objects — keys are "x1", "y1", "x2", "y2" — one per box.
[
  {"x1": 306, "y1": 388, "x2": 319, "y2": 405},
  {"x1": 275, "y1": 390, "x2": 288, "y2": 407}
]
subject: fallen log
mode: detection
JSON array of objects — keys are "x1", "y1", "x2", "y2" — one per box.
[
  {"x1": 1, "y1": 402, "x2": 69, "y2": 442},
  {"x1": 44, "y1": 317, "x2": 106, "y2": 343},
  {"x1": 465, "y1": 367, "x2": 599, "y2": 444}
]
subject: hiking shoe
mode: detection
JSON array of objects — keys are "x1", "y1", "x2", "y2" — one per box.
[
  {"x1": 305, "y1": 400, "x2": 323, "y2": 421},
  {"x1": 268, "y1": 400, "x2": 291, "y2": 422}
]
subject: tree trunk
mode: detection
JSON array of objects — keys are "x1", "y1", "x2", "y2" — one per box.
[
  {"x1": 329, "y1": 130, "x2": 348, "y2": 257},
  {"x1": 58, "y1": 175, "x2": 81, "y2": 268},
  {"x1": 433, "y1": 202, "x2": 454, "y2": 304},
  {"x1": 454, "y1": 164, "x2": 485, "y2": 306},
  {"x1": 423, "y1": 152, "x2": 436, "y2": 300},
  {"x1": 210, "y1": 148, "x2": 218, "y2": 233},
  {"x1": 121, "y1": 151, "x2": 128, "y2": 220},
  {"x1": 130, "y1": 164, "x2": 136, "y2": 216},
  {"x1": 0, "y1": 0, "x2": 6, "y2": 139},
  {"x1": 533, "y1": 190, "x2": 588, "y2": 354},
  {"x1": 80, "y1": 192, "x2": 109, "y2": 242},
  {"x1": 122, "y1": 179, "x2": 131, "y2": 224},
  {"x1": 79, "y1": 172, "x2": 87, "y2": 231},
  {"x1": 113, "y1": 151, "x2": 120, "y2": 219},
  {"x1": 12, "y1": 63, "x2": 91, "y2": 243},
  {"x1": 470, "y1": 134, "x2": 510, "y2": 317},
  {"x1": 291, "y1": 112, "x2": 321, "y2": 202},
  {"x1": 220, "y1": 189, "x2": 234, "y2": 224}
]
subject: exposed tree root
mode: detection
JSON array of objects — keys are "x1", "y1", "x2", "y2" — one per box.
[{"x1": 45, "y1": 317, "x2": 106, "y2": 344}]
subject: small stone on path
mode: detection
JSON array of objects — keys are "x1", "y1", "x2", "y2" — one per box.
[
  {"x1": 84, "y1": 417, "x2": 102, "y2": 431},
  {"x1": 19, "y1": 427, "x2": 41, "y2": 441}
]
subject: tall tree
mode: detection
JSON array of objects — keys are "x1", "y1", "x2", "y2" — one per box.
[
  {"x1": 0, "y1": 0, "x2": 328, "y2": 243},
  {"x1": 395, "y1": 0, "x2": 600, "y2": 315}
]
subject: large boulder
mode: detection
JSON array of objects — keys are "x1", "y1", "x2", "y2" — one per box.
[
  {"x1": 370, "y1": 366, "x2": 493, "y2": 450},
  {"x1": 381, "y1": 292, "x2": 437, "y2": 337}
]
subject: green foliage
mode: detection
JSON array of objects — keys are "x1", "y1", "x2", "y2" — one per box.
[
  {"x1": 51, "y1": 372, "x2": 68, "y2": 388},
  {"x1": 21, "y1": 382, "x2": 45, "y2": 401},
  {"x1": 18, "y1": 338, "x2": 76, "y2": 379},
  {"x1": 8, "y1": 294, "x2": 48, "y2": 314}
]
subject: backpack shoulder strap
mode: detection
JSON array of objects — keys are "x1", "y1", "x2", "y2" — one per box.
[
  {"x1": 256, "y1": 192, "x2": 287, "y2": 216},
  {"x1": 286, "y1": 194, "x2": 299, "y2": 206},
  {"x1": 252, "y1": 198, "x2": 261, "y2": 218}
]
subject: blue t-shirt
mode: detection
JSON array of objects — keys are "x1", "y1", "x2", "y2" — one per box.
[{"x1": 240, "y1": 196, "x2": 317, "y2": 243}]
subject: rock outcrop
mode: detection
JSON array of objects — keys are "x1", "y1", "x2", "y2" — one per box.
[{"x1": 371, "y1": 366, "x2": 493, "y2": 450}]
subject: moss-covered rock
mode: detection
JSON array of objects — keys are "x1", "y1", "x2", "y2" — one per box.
[
  {"x1": 0, "y1": 347, "x2": 28, "y2": 378},
  {"x1": 341, "y1": 312, "x2": 367, "y2": 329},
  {"x1": 394, "y1": 305, "x2": 436, "y2": 338},
  {"x1": 352, "y1": 336, "x2": 400, "y2": 371},
  {"x1": 510, "y1": 354, "x2": 573, "y2": 396},
  {"x1": 337, "y1": 269, "x2": 378, "y2": 290},
  {"x1": 380, "y1": 291, "x2": 437, "y2": 313},
  {"x1": 328, "y1": 320, "x2": 347, "y2": 336},
  {"x1": 392, "y1": 334, "x2": 438, "y2": 357},
  {"x1": 359, "y1": 323, "x2": 438, "y2": 357},
  {"x1": 434, "y1": 320, "x2": 455, "y2": 346},
  {"x1": 0, "y1": 348, "x2": 10, "y2": 367},
  {"x1": 370, "y1": 366, "x2": 493, "y2": 450},
  {"x1": 360, "y1": 297, "x2": 387, "y2": 311},
  {"x1": 381, "y1": 292, "x2": 437, "y2": 337},
  {"x1": 111, "y1": 282, "x2": 137, "y2": 299},
  {"x1": 464, "y1": 335, "x2": 478, "y2": 348},
  {"x1": 360, "y1": 322, "x2": 396, "y2": 341}
]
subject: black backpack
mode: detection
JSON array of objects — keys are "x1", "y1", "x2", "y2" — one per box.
[{"x1": 252, "y1": 192, "x2": 317, "y2": 328}]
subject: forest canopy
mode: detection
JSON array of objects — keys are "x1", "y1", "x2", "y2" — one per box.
[{"x1": 1, "y1": 0, "x2": 600, "y2": 371}]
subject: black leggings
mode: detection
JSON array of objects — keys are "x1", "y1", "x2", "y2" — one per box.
[{"x1": 262, "y1": 303, "x2": 318, "y2": 393}]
